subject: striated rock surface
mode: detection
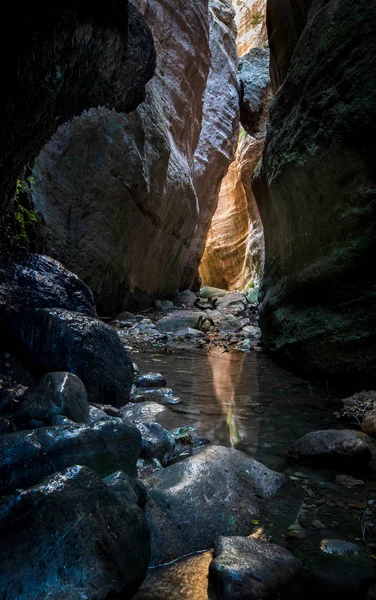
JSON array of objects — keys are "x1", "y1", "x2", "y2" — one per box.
[
  {"x1": 0, "y1": 1, "x2": 155, "y2": 213},
  {"x1": 253, "y1": 0, "x2": 376, "y2": 382},
  {"x1": 233, "y1": 0, "x2": 268, "y2": 56},
  {"x1": 32, "y1": 0, "x2": 239, "y2": 313},
  {"x1": 180, "y1": 0, "x2": 240, "y2": 290},
  {"x1": 200, "y1": 46, "x2": 271, "y2": 290}
]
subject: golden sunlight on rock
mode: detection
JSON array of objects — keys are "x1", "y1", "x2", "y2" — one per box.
[{"x1": 233, "y1": 0, "x2": 268, "y2": 57}]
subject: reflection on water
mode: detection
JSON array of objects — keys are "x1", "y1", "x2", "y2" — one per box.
[{"x1": 136, "y1": 347, "x2": 341, "y2": 471}]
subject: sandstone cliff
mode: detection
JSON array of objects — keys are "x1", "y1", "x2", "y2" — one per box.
[
  {"x1": 32, "y1": 0, "x2": 239, "y2": 314},
  {"x1": 253, "y1": 0, "x2": 376, "y2": 383}
]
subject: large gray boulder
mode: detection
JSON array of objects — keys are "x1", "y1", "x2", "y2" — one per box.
[
  {"x1": 0, "y1": 465, "x2": 150, "y2": 600},
  {"x1": 209, "y1": 536, "x2": 299, "y2": 599},
  {"x1": 287, "y1": 430, "x2": 372, "y2": 467},
  {"x1": 156, "y1": 310, "x2": 207, "y2": 333},
  {"x1": 10, "y1": 308, "x2": 134, "y2": 407},
  {"x1": 143, "y1": 445, "x2": 287, "y2": 565},
  {"x1": 0, "y1": 418, "x2": 140, "y2": 493}
]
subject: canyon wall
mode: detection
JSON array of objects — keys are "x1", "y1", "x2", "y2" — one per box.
[
  {"x1": 0, "y1": 1, "x2": 155, "y2": 215},
  {"x1": 32, "y1": 0, "x2": 239, "y2": 314},
  {"x1": 253, "y1": 0, "x2": 376, "y2": 383},
  {"x1": 200, "y1": 0, "x2": 269, "y2": 290}
]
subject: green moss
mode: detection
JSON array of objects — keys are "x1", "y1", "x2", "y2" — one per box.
[
  {"x1": 12, "y1": 176, "x2": 38, "y2": 246},
  {"x1": 250, "y1": 11, "x2": 263, "y2": 29}
]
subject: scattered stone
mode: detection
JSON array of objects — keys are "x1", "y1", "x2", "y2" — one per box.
[
  {"x1": 121, "y1": 401, "x2": 173, "y2": 424},
  {"x1": 174, "y1": 327, "x2": 206, "y2": 339},
  {"x1": 88, "y1": 405, "x2": 110, "y2": 422},
  {"x1": 335, "y1": 474, "x2": 365, "y2": 488},
  {"x1": 156, "y1": 310, "x2": 206, "y2": 333},
  {"x1": 241, "y1": 339, "x2": 252, "y2": 352},
  {"x1": 218, "y1": 314, "x2": 242, "y2": 333},
  {"x1": 130, "y1": 387, "x2": 181, "y2": 405},
  {"x1": 91, "y1": 403, "x2": 122, "y2": 418},
  {"x1": 363, "y1": 410, "x2": 376, "y2": 437},
  {"x1": 10, "y1": 308, "x2": 134, "y2": 407},
  {"x1": 200, "y1": 287, "x2": 227, "y2": 298},
  {"x1": 0, "y1": 418, "x2": 140, "y2": 493},
  {"x1": 312, "y1": 520, "x2": 326, "y2": 529},
  {"x1": 0, "y1": 417, "x2": 12, "y2": 433},
  {"x1": 215, "y1": 292, "x2": 247, "y2": 315},
  {"x1": 137, "y1": 422, "x2": 175, "y2": 466},
  {"x1": 287, "y1": 430, "x2": 372, "y2": 467},
  {"x1": 320, "y1": 539, "x2": 362, "y2": 556},
  {"x1": 175, "y1": 290, "x2": 197, "y2": 306},
  {"x1": 0, "y1": 465, "x2": 150, "y2": 600},
  {"x1": 116, "y1": 311, "x2": 138, "y2": 322},
  {"x1": 143, "y1": 445, "x2": 287, "y2": 565},
  {"x1": 16, "y1": 372, "x2": 89, "y2": 424},
  {"x1": 135, "y1": 373, "x2": 167, "y2": 389},
  {"x1": 209, "y1": 536, "x2": 299, "y2": 600}
]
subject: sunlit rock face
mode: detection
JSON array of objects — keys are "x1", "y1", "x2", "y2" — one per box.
[
  {"x1": 253, "y1": 0, "x2": 376, "y2": 382},
  {"x1": 32, "y1": 0, "x2": 211, "y2": 315},
  {"x1": 233, "y1": 0, "x2": 268, "y2": 56},
  {"x1": 0, "y1": 1, "x2": 155, "y2": 214},
  {"x1": 180, "y1": 0, "x2": 240, "y2": 290},
  {"x1": 200, "y1": 40, "x2": 271, "y2": 290},
  {"x1": 32, "y1": 0, "x2": 239, "y2": 314}
]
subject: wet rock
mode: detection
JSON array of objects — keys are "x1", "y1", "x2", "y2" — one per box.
[
  {"x1": 363, "y1": 410, "x2": 376, "y2": 438},
  {"x1": 287, "y1": 430, "x2": 372, "y2": 468},
  {"x1": 11, "y1": 308, "x2": 134, "y2": 407},
  {"x1": 209, "y1": 536, "x2": 299, "y2": 600},
  {"x1": 121, "y1": 401, "x2": 173, "y2": 424},
  {"x1": 0, "y1": 417, "x2": 12, "y2": 433},
  {"x1": 0, "y1": 253, "x2": 96, "y2": 335},
  {"x1": 130, "y1": 387, "x2": 181, "y2": 406},
  {"x1": 104, "y1": 470, "x2": 148, "y2": 508},
  {"x1": 174, "y1": 328, "x2": 206, "y2": 339},
  {"x1": 200, "y1": 286, "x2": 228, "y2": 298},
  {"x1": 138, "y1": 422, "x2": 175, "y2": 467},
  {"x1": 156, "y1": 311, "x2": 207, "y2": 333},
  {"x1": 135, "y1": 372, "x2": 167, "y2": 389},
  {"x1": 241, "y1": 339, "x2": 252, "y2": 352},
  {"x1": 0, "y1": 418, "x2": 140, "y2": 493},
  {"x1": 143, "y1": 445, "x2": 286, "y2": 565},
  {"x1": 292, "y1": 532, "x2": 376, "y2": 598},
  {"x1": 15, "y1": 372, "x2": 89, "y2": 425},
  {"x1": 0, "y1": 465, "x2": 150, "y2": 600},
  {"x1": 88, "y1": 405, "x2": 111, "y2": 423},
  {"x1": 90, "y1": 403, "x2": 122, "y2": 418},
  {"x1": 176, "y1": 290, "x2": 197, "y2": 307},
  {"x1": 218, "y1": 314, "x2": 242, "y2": 333}
]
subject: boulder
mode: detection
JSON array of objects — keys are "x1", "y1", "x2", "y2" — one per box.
[
  {"x1": 15, "y1": 372, "x2": 89, "y2": 424},
  {"x1": 200, "y1": 286, "x2": 228, "y2": 298},
  {"x1": 156, "y1": 311, "x2": 207, "y2": 333},
  {"x1": 176, "y1": 290, "x2": 198, "y2": 306},
  {"x1": 135, "y1": 372, "x2": 167, "y2": 389},
  {"x1": 130, "y1": 387, "x2": 181, "y2": 405},
  {"x1": 10, "y1": 308, "x2": 134, "y2": 407},
  {"x1": 287, "y1": 430, "x2": 372, "y2": 467},
  {"x1": 209, "y1": 536, "x2": 299, "y2": 600},
  {"x1": 104, "y1": 470, "x2": 148, "y2": 508},
  {"x1": 0, "y1": 465, "x2": 150, "y2": 600},
  {"x1": 0, "y1": 418, "x2": 140, "y2": 493},
  {"x1": 362, "y1": 410, "x2": 376, "y2": 437},
  {"x1": 218, "y1": 314, "x2": 242, "y2": 333},
  {"x1": 143, "y1": 445, "x2": 286, "y2": 565},
  {"x1": 138, "y1": 422, "x2": 175, "y2": 466},
  {"x1": 0, "y1": 253, "x2": 96, "y2": 334}
]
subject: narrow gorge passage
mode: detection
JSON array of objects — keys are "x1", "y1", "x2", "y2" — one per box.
[{"x1": 0, "y1": 1, "x2": 375, "y2": 600}]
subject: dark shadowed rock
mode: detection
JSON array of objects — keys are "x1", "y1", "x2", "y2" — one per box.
[
  {"x1": 143, "y1": 445, "x2": 287, "y2": 565},
  {"x1": 0, "y1": 253, "x2": 96, "y2": 335},
  {"x1": 176, "y1": 290, "x2": 197, "y2": 306},
  {"x1": 138, "y1": 422, "x2": 175, "y2": 466},
  {"x1": 209, "y1": 536, "x2": 299, "y2": 600},
  {"x1": 0, "y1": 418, "x2": 140, "y2": 493},
  {"x1": 16, "y1": 371, "x2": 89, "y2": 424},
  {"x1": 254, "y1": 0, "x2": 376, "y2": 382},
  {"x1": 88, "y1": 405, "x2": 111, "y2": 423},
  {"x1": 0, "y1": 1, "x2": 155, "y2": 212},
  {"x1": 287, "y1": 430, "x2": 372, "y2": 467},
  {"x1": 10, "y1": 308, "x2": 134, "y2": 407},
  {"x1": 130, "y1": 387, "x2": 181, "y2": 405},
  {"x1": 0, "y1": 465, "x2": 150, "y2": 600},
  {"x1": 104, "y1": 470, "x2": 148, "y2": 508},
  {"x1": 362, "y1": 410, "x2": 376, "y2": 438},
  {"x1": 135, "y1": 372, "x2": 167, "y2": 389},
  {"x1": 156, "y1": 311, "x2": 207, "y2": 333}
]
